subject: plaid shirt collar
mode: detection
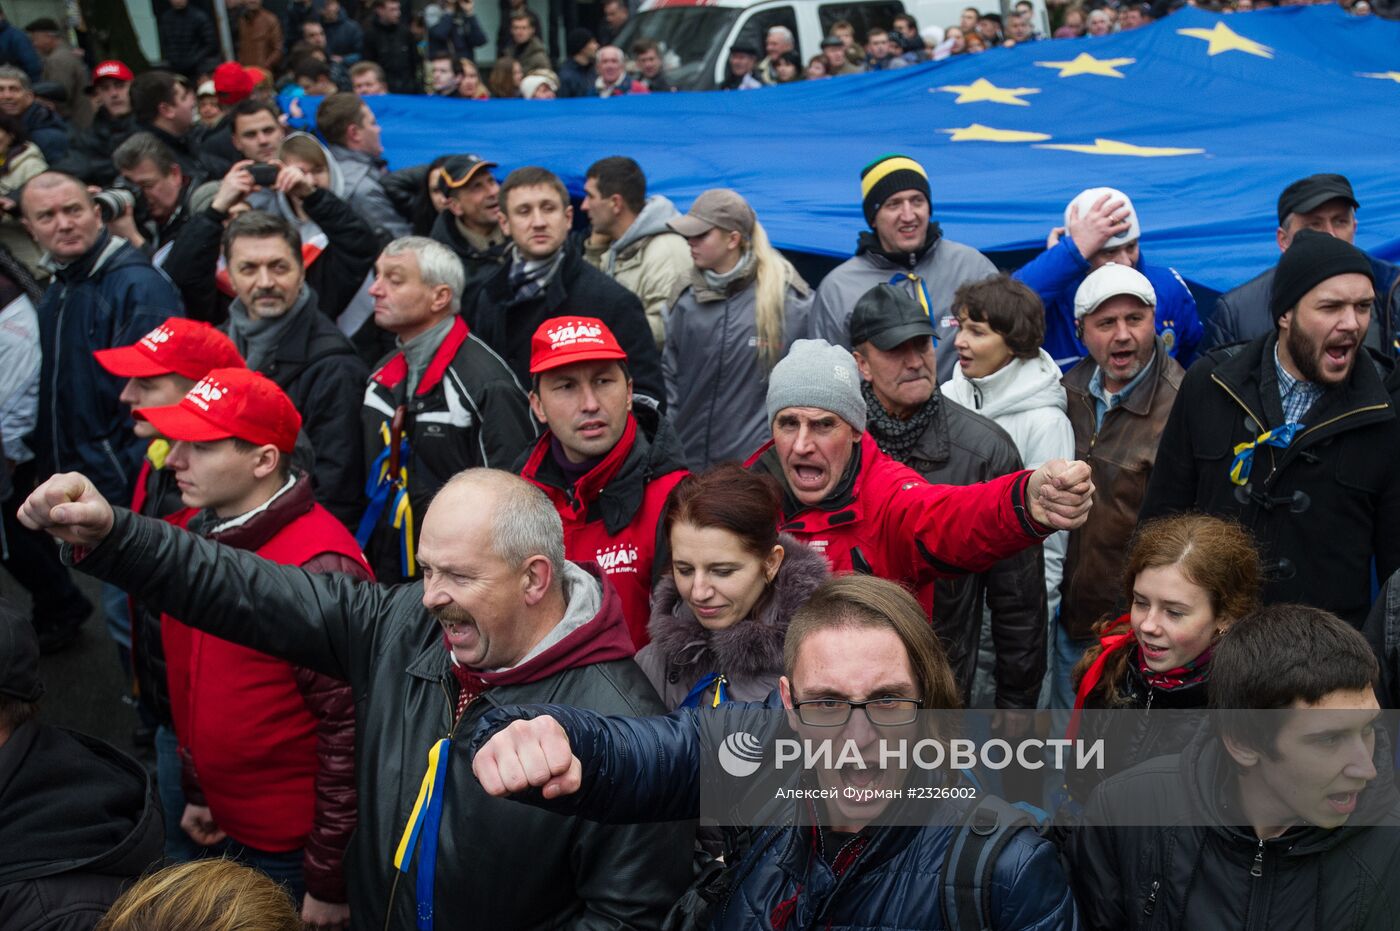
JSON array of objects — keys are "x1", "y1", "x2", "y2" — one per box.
[{"x1": 1274, "y1": 343, "x2": 1324, "y2": 425}]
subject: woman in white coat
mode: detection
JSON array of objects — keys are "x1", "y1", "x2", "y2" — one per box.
[{"x1": 941, "y1": 274, "x2": 1074, "y2": 633}]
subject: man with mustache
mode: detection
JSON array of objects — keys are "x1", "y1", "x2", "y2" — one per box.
[
  {"x1": 222, "y1": 210, "x2": 367, "y2": 529},
  {"x1": 850, "y1": 283, "x2": 1046, "y2": 711},
  {"x1": 19, "y1": 467, "x2": 693, "y2": 930},
  {"x1": 1143, "y1": 231, "x2": 1400, "y2": 628},
  {"x1": 518, "y1": 316, "x2": 688, "y2": 648}
]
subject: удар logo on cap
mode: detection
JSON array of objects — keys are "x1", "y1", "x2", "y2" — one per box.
[
  {"x1": 135, "y1": 367, "x2": 301, "y2": 454},
  {"x1": 548, "y1": 319, "x2": 605, "y2": 351},
  {"x1": 186, "y1": 373, "x2": 228, "y2": 412},
  {"x1": 529, "y1": 315, "x2": 628, "y2": 374}
]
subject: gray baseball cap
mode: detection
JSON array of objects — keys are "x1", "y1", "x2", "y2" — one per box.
[{"x1": 668, "y1": 189, "x2": 755, "y2": 238}]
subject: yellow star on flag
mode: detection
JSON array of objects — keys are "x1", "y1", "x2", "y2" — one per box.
[
  {"x1": 1176, "y1": 22, "x2": 1273, "y2": 58},
  {"x1": 1035, "y1": 53, "x2": 1137, "y2": 78},
  {"x1": 1359, "y1": 71, "x2": 1400, "y2": 84},
  {"x1": 934, "y1": 78, "x2": 1040, "y2": 106},
  {"x1": 1035, "y1": 138, "x2": 1205, "y2": 157},
  {"x1": 940, "y1": 124, "x2": 1052, "y2": 143}
]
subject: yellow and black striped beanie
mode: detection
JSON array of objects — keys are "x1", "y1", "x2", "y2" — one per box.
[{"x1": 860, "y1": 154, "x2": 930, "y2": 227}]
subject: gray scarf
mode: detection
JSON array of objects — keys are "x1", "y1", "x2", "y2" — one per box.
[
  {"x1": 226, "y1": 284, "x2": 311, "y2": 372},
  {"x1": 507, "y1": 246, "x2": 566, "y2": 306},
  {"x1": 399, "y1": 315, "x2": 456, "y2": 398},
  {"x1": 701, "y1": 249, "x2": 755, "y2": 292}
]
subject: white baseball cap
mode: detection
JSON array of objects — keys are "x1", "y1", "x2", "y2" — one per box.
[
  {"x1": 1066, "y1": 187, "x2": 1140, "y2": 249},
  {"x1": 1074, "y1": 262, "x2": 1157, "y2": 322}
]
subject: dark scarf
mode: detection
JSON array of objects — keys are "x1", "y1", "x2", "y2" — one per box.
[
  {"x1": 506, "y1": 246, "x2": 565, "y2": 306},
  {"x1": 862, "y1": 381, "x2": 936, "y2": 465},
  {"x1": 1135, "y1": 642, "x2": 1214, "y2": 692},
  {"x1": 855, "y1": 222, "x2": 943, "y2": 269}
]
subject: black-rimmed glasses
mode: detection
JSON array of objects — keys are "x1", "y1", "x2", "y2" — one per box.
[{"x1": 793, "y1": 698, "x2": 922, "y2": 727}]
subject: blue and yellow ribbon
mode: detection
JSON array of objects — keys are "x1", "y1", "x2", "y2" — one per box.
[
  {"x1": 889, "y1": 273, "x2": 938, "y2": 345},
  {"x1": 356, "y1": 422, "x2": 416, "y2": 577},
  {"x1": 1229, "y1": 422, "x2": 1301, "y2": 486},
  {"x1": 393, "y1": 738, "x2": 451, "y2": 930},
  {"x1": 680, "y1": 673, "x2": 730, "y2": 709}
]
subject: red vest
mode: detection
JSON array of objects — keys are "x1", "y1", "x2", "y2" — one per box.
[{"x1": 162, "y1": 501, "x2": 370, "y2": 852}]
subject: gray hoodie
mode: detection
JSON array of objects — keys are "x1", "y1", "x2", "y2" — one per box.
[{"x1": 327, "y1": 142, "x2": 411, "y2": 240}]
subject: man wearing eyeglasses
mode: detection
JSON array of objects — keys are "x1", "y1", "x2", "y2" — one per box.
[
  {"x1": 429, "y1": 153, "x2": 509, "y2": 311},
  {"x1": 469, "y1": 574, "x2": 1079, "y2": 929}
]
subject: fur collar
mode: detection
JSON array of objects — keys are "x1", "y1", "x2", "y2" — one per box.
[{"x1": 646, "y1": 534, "x2": 829, "y2": 680}]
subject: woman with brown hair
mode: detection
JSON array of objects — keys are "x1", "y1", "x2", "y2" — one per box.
[
  {"x1": 487, "y1": 55, "x2": 522, "y2": 98},
  {"x1": 636, "y1": 463, "x2": 828, "y2": 709},
  {"x1": 96, "y1": 859, "x2": 301, "y2": 931},
  {"x1": 1063, "y1": 513, "x2": 1261, "y2": 802}
]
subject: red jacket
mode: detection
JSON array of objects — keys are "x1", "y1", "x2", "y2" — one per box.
[
  {"x1": 519, "y1": 400, "x2": 688, "y2": 649},
  {"x1": 162, "y1": 475, "x2": 371, "y2": 903},
  {"x1": 746, "y1": 439, "x2": 1050, "y2": 613}
]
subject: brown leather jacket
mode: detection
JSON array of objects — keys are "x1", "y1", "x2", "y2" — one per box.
[
  {"x1": 236, "y1": 8, "x2": 283, "y2": 70},
  {"x1": 1061, "y1": 340, "x2": 1184, "y2": 640}
]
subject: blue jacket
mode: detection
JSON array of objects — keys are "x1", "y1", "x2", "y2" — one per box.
[
  {"x1": 469, "y1": 699, "x2": 1079, "y2": 931},
  {"x1": 0, "y1": 20, "x2": 41, "y2": 81},
  {"x1": 34, "y1": 234, "x2": 182, "y2": 503},
  {"x1": 21, "y1": 102, "x2": 68, "y2": 164},
  {"x1": 1013, "y1": 236, "x2": 1202, "y2": 371}
]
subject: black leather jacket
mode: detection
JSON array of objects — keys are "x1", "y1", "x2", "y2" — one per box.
[{"x1": 69, "y1": 510, "x2": 694, "y2": 930}]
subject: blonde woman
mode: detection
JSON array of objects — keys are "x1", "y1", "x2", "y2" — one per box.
[
  {"x1": 663, "y1": 189, "x2": 814, "y2": 470},
  {"x1": 96, "y1": 859, "x2": 301, "y2": 931}
]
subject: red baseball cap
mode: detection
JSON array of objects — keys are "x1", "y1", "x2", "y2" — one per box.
[
  {"x1": 134, "y1": 368, "x2": 301, "y2": 454},
  {"x1": 529, "y1": 317, "x2": 628, "y2": 375},
  {"x1": 94, "y1": 318, "x2": 246, "y2": 381},
  {"x1": 90, "y1": 60, "x2": 134, "y2": 85},
  {"x1": 213, "y1": 61, "x2": 256, "y2": 105}
]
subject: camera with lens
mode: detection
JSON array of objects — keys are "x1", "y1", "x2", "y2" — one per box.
[{"x1": 95, "y1": 180, "x2": 147, "y2": 224}]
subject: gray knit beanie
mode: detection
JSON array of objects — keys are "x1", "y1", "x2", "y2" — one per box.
[{"x1": 765, "y1": 339, "x2": 867, "y2": 433}]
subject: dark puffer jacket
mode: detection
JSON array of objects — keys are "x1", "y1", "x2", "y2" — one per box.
[
  {"x1": 54, "y1": 107, "x2": 136, "y2": 186},
  {"x1": 68, "y1": 512, "x2": 694, "y2": 930},
  {"x1": 469, "y1": 699, "x2": 1080, "y2": 931},
  {"x1": 429, "y1": 210, "x2": 509, "y2": 311},
  {"x1": 635, "y1": 534, "x2": 828, "y2": 708},
  {"x1": 1066, "y1": 725, "x2": 1400, "y2": 930},
  {"x1": 0, "y1": 721, "x2": 164, "y2": 930}
]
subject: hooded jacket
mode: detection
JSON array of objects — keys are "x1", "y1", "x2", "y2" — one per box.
[
  {"x1": 663, "y1": 256, "x2": 813, "y2": 470},
  {"x1": 1140, "y1": 333, "x2": 1400, "y2": 628},
  {"x1": 429, "y1": 209, "x2": 509, "y2": 310},
  {"x1": 34, "y1": 232, "x2": 181, "y2": 504},
  {"x1": 68, "y1": 513, "x2": 694, "y2": 931},
  {"x1": 0, "y1": 721, "x2": 164, "y2": 930},
  {"x1": 519, "y1": 397, "x2": 689, "y2": 648},
  {"x1": 469, "y1": 239, "x2": 666, "y2": 402},
  {"x1": 1206, "y1": 257, "x2": 1400, "y2": 356},
  {"x1": 1061, "y1": 341, "x2": 1184, "y2": 640},
  {"x1": 635, "y1": 533, "x2": 828, "y2": 709},
  {"x1": 807, "y1": 226, "x2": 998, "y2": 382},
  {"x1": 746, "y1": 437, "x2": 1053, "y2": 618},
  {"x1": 584, "y1": 195, "x2": 692, "y2": 349},
  {"x1": 362, "y1": 315, "x2": 536, "y2": 582},
  {"x1": 468, "y1": 699, "x2": 1079, "y2": 931},
  {"x1": 224, "y1": 286, "x2": 368, "y2": 529},
  {"x1": 327, "y1": 143, "x2": 411, "y2": 240},
  {"x1": 1013, "y1": 236, "x2": 1203, "y2": 369},
  {"x1": 942, "y1": 349, "x2": 1074, "y2": 621},
  {"x1": 878, "y1": 393, "x2": 1047, "y2": 709},
  {"x1": 1066, "y1": 724, "x2": 1400, "y2": 930}
]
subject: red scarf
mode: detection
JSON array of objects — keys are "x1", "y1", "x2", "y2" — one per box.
[{"x1": 1064, "y1": 614, "x2": 1134, "y2": 742}]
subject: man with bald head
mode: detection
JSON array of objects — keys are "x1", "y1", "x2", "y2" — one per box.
[
  {"x1": 19, "y1": 467, "x2": 691, "y2": 930},
  {"x1": 21, "y1": 171, "x2": 181, "y2": 656}
]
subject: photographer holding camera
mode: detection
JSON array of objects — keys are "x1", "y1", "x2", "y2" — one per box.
[{"x1": 108, "y1": 132, "x2": 219, "y2": 266}]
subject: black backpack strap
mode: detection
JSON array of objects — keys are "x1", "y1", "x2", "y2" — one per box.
[{"x1": 939, "y1": 797, "x2": 1035, "y2": 931}]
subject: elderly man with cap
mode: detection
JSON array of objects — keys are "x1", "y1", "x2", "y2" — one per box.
[
  {"x1": 0, "y1": 601, "x2": 163, "y2": 928},
  {"x1": 808, "y1": 154, "x2": 998, "y2": 381},
  {"x1": 1013, "y1": 187, "x2": 1202, "y2": 371},
  {"x1": 1207, "y1": 173, "x2": 1400, "y2": 354},
  {"x1": 1056, "y1": 264, "x2": 1184, "y2": 706},
  {"x1": 851, "y1": 284, "x2": 1046, "y2": 709},
  {"x1": 519, "y1": 316, "x2": 688, "y2": 648},
  {"x1": 1143, "y1": 230, "x2": 1400, "y2": 628},
  {"x1": 360, "y1": 236, "x2": 535, "y2": 584},
  {"x1": 94, "y1": 316, "x2": 246, "y2": 860},
  {"x1": 24, "y1": 17, "x2": 91, "y2": 129},
  {"x1": 429, "y1": 154, "x2": 509, "y2": 310},
  {"x1": 134, "y1": 368, "x2": 365, "y2": 927},
  {"x1": 745, "y1": 337, "x2": 1095, "y2": 620},
  {"x1": 720, "y1": 40, "x2": 763, "y2": 89},
  {"x1": 821, "y1": 34, "x2": 865, "y2": 75}
]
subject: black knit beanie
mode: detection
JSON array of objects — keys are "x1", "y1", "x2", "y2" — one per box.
[
  {"x1": 860, "y1": 154, "x2": 930, "y2": 227},
  {"x1": 1270, "y1": 229, "x2": 1373, "y2": 323}
]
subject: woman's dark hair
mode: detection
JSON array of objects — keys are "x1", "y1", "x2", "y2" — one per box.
[
  {"x1": 1073, "y1": 514, "x2": 1262, "y2": 706},
  {"x1": 0, "y1": 111, "x2": 28, "y2": 157},
  {"x1": 663, "y1": 462, "x2": 782, "y2": 560},
  {"x1": 953, "y1": 274, "x2": 1045, "y2": 359},
  {"x1": 413, "y1": 153, "x2": 453, "y2": 235},
  {"x1": 488, "y1": 56, "x2": 520, "y2": 98}
]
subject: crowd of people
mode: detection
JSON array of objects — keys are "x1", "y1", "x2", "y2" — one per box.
[{"x1": 0, "y1": 4, "x2": 1398, "y2": 930}]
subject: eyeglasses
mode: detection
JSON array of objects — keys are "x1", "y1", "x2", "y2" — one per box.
[{"x1": 793, "y1": 697, "x2": 922, "y2": 727}]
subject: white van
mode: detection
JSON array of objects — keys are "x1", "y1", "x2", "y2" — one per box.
[{"x1": 614, "y1": 0, "x2": 1048, "y2": 90}]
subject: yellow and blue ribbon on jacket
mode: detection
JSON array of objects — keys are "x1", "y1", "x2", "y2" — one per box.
[
  {"x1": 889, "y1": 272, "x2": 937, "y2": 345},
  {"x1": 680, "y1": 673, "x2": 730, "y2": 709},
  {"x1": 1229, "y1": 422, "x2": 1302, "y2": 486},
  {"x1": 393, "y1": 738, "x2": 452, "y2": 930},
  {"x1": 356, "y1": 422, "x2": 416, "y2": 577}
]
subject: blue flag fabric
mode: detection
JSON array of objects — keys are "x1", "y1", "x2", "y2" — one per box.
[{"x1": 364, "y1": 6, "x2": 1400, "y2": 293}]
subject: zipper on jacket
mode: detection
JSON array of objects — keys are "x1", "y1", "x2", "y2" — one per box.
[
  {"x1": 1142, "y1": 879, "x2": 1159, "y2": 916},
  {"x1": 49, "y1": 284, "x2": 68, "y2": 469},
  {"x1": 1250, "y1": 838, "x2": 1264, "y2": 878}
]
